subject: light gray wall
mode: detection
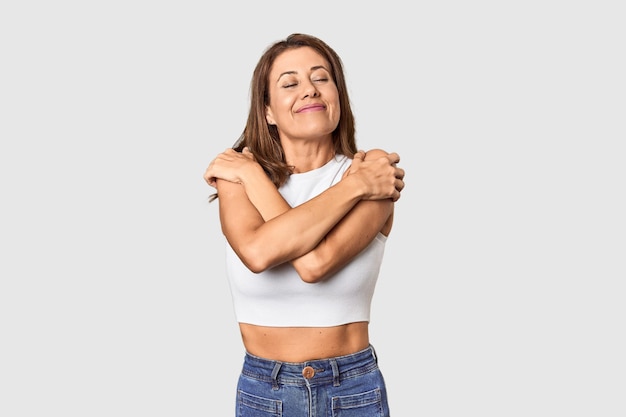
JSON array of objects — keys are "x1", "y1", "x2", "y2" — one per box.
[{"x1": 1, "y1": 1, "x2": 624, "y2": 416}]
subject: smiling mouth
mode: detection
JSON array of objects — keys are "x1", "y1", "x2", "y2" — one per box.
[{"x1": 296, "y1": 104, "x2": 326, "y2": 113}]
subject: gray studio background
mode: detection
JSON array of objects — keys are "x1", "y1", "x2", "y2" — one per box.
[{"x1": 1, "y1": 1, "x2": 624, "y2": 416}]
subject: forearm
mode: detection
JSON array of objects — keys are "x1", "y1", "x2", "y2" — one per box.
[
  {"x1": 290, "y1": 199, "x2": 393, "y2": 282},
  {"x1": 218, "y1": 149, "x2": 402, "y2": 272},
  {"x1": 238, "y1": 163, "x2": 290, "y2": 221},
  {"x1": 219, "y1": 175, "x2": 367, "y2": 272},
  {"x1": 240, "y1": 174, "x2": 389, "y2": 279},
  {"x1": 257, "y1": 176, "x2": 365, "y2": 260},
  {"x1": 236, "y1": 163, "x2": 374, "y2": 261}
]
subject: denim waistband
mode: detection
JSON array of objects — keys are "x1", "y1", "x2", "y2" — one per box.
[{"x1": 241, "y1": 345, "x2": 379, "y2": 389}]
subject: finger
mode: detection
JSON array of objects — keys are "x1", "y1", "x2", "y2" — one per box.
[
  {"x1": 394, "y1": 185, "x2": 403, "y2": 201},
  {"x1": 395, "y1": 178, "x2": 405, "y2": 192},
  {"x1": 387, "y1": 152, "x2": 400, "y2": 164},
  {"x1": 351, "y1": 151, "x2": 365, "y2": 168}
]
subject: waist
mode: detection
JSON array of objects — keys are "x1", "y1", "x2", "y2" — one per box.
[
  {"x1": 242, "y1": 344, "x2": 379, "y2": 387},
  {"x1": 239, "y1": 321, "x2": 369, "y2": 362}
]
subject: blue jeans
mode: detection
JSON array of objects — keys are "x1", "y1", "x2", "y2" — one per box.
[{"x1": 235, "y1": 345, "x2": 390, "y2": 417}]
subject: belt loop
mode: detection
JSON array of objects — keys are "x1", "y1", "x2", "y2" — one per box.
[
  {"x1": 370, "y1": 345, "x2": 378, "y2": 363},
  {"x1": 330, "y1": 359, "x2": 340, "y2": 387},
  {"x1": 271, "y1": 362, "x2": 282, "y2": 391}
]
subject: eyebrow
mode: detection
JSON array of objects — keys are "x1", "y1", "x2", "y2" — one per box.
[{"x1": 276, "y1": 65, "x2": 328, "y2": 82}]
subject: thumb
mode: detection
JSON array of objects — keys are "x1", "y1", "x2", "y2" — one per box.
[
  {"x1": 242, "y1": 147, "x2": 256, "y2": 160},
  {"x1": 345, "y1": 150, "x2": 365, "y2": 177}
]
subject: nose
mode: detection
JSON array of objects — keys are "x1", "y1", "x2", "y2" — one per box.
[{"x1": 302, "y1": 81, "x2": 319, "y2": 99}]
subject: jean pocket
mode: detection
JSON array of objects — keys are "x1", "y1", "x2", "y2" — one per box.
[
  {"x1": 237, "y1": 389, "x2": 282, "y2": 417},
  {"x1": 332, "y1": 388, "x2": 383, "y2": 417}
]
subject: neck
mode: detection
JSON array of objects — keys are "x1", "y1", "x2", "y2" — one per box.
[{"x1": 281, "y1": 139, "x2": 335, "y2": 173}]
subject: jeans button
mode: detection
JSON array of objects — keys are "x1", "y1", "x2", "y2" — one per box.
[{"x1": 302, "y1": 366, "x2": 315, "y2": 379}]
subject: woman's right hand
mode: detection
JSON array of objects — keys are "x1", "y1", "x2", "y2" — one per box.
[
  {"x1": 345, "y1": 149, "x2": 406, "y2": 202},
  {"x1": 203, "y1": 147, "x2": 258, "y2": 188}
]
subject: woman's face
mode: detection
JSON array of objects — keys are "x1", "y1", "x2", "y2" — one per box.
[{"x1": 265, "y1": 47, "x2": 340, "y2": 142}]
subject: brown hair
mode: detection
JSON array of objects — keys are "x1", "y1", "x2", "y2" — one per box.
[{"x1": 234, "y1": 33, "x2": 357, "y2": 186}]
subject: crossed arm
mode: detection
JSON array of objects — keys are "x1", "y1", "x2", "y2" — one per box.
[{"x1": 204, "y1": 149, "x2": 405, "y2": 282}]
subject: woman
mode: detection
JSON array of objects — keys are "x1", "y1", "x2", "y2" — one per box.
[{"x1": 204, "y1": 33, "x2": 405, "y2": 417}]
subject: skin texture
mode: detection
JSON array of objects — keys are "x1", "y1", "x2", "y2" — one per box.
[{"x1": 204, "y1": 45, "x2": 405, "y2": 362}]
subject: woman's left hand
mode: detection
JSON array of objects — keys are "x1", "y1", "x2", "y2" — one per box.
[{"x1": 203, "y1": 147, "x2": 257, "y2": 188}]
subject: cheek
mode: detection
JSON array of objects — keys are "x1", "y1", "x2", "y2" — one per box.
[
  {"x1": 267, "y1": 99, "x2": 288, "y2": 123},
  {"x1": 273, "y1": 96, "x2": 295, "y2": 115},
  {"x1": 331, "y1": 103, "x2": 341, "y2": 123},
  {"x1": 327, "y1": 91, "x2": 341, "y2": 120}
]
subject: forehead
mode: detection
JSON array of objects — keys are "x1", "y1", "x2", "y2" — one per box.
[{"x1": 270, "y1": 47, "x2": 329, "y2": 76}]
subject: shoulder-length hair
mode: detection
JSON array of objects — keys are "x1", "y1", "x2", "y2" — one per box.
[{"x1": 233, "y1": 33, "x2": 357, "y2": 188}]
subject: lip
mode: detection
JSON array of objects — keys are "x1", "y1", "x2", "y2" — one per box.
[{"x1": 296, "y1": 104, "x2": 326, "y2": 113}]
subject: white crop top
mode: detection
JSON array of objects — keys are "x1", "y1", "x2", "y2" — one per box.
[{"x1": 225, "y1": 154, "x2": 387, "y2": 327}]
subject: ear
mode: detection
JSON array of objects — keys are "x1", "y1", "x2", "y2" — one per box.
[{"x1": 265, "y1": 106, "x2": 276, "y2": 125}]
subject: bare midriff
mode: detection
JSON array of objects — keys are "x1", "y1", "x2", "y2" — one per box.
[{"x1": 239, "y1": 321, "x2": 370, "y2": 362}]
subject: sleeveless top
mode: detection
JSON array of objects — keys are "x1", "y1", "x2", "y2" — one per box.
[{"x1": 225, "y1": 154, "x2": 387, "y2": 327}]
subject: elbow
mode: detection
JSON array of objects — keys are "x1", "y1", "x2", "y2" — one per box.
[
  {"x1": 298, "y1": 269, "x2": 321, "y2": 284},
  {"x1": 295, "y1": 256, "x2": 328, "y2": 284},
  {"x1": 244, "y1": 261, "x2": 267, "y2": 275},
  {"x1": 237, "y1": 243, "x2": 273, "y2": 274}
]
